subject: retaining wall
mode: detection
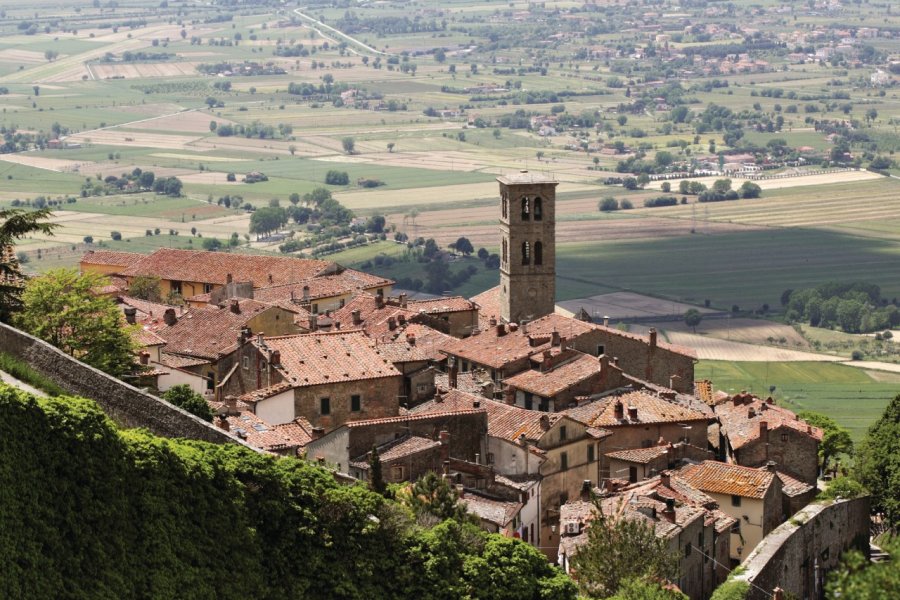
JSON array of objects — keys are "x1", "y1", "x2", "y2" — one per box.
[
  {"x1": 0, "y1": 322, "x2": 249, "y2": 446},
  {"x1": 733, "y1": 496, "x2": 870, "y2": 600}
]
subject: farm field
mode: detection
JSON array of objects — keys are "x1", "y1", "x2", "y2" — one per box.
[
  {"x1": 695, "y1": 360, "x2": 897, "y2": 441},
  {"x1": 642, "y1": 317, "x2": 810, "y2": 349},
  {"x1": 556, "y1": 291, "x2": 719, "y2": 321}
]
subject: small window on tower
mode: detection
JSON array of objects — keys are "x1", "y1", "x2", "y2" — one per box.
[
  {"x1": 534, "y1": 197, "x2": 543, "y2": 221},
  {"x1": 501, "y1": 194, "x2": 508, "y2": 219},
  {"x1": 502, "y1": 238, "x2": 508, "y2": 266},
  {"x1": 534, "y1": 241, "x2": 543, "y2": 265},
  {"x1": 522, "y1": 241, "x2": 531, "y2": 265},
  {"x1": 521, "y1": 197, "x2": 530, "y2": 221}
]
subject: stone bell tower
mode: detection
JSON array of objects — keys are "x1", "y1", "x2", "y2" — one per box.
[{"x1": 498, "y1": 171, "x2": 558, "y2": 324}]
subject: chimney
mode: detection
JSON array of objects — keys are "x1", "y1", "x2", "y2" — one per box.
[
  {"x1": 442, "y1": 460, "x2": 450, "y2": 478},
  {"x1": 399, "y1": 293, "x2": 407, "y2": 308},
  {"x1": 311, "y1": 426, "x2": 325, "y2": 440},
  {"x1": 660, "y1": 471, "x2": 671, "y2": 488},
  {"x1": 732, "y1": 395, "x2": 742, "y2": 407},
  {"x1": 669, "y1": 374, "x2": 681, "y2": 390},
  {"x1": 518, "y1": 433, "x2": 527, "y2": 445},
  {"x1": 456, "y1": 484, "x2": 465, "y2": 499},
  {"x1": 351, "y1": 310, "x2": 362, "y2": 325},
  {"x1": 375, "y1": 293, "x2": 384, "y2": 309},
  {"x1": 628, "y1": 406, "x2": 638, "y2": 420},
  {"x1": 504, "y1": 386, "x2": 515, "y2": 405},
  {"x1": 614, "y1": 400, "x2": 624, "y2": 420},
  {"x1": 217, "y1": 415, "x2": 230, "y2": 432},
  {"x1": 765, "y1": 396, "x2": 775, "y2": 405},
  {"x1": 238, "y1": 327, "x2": 249, "y2": 345},
  {"x1": 765, "y1": 460, "x2": 777, "y2": 472},
  {"x1": 163, "y1": 308, "x2": 177, "y2": 326},
  {"x1": 439, "y1": 430, "x2": 450, "y2": 463},
  {"x1": 226, "y1": 273, "x2": 233, "y2": 284},
  {"x1": 302, "y1": 285, "x2": 310, "y2": 301},
  {"x1": 496, "y1": 322, "x2": 506, "y2": 336},
  {"x1": 474, "y1": 453, "x2": 480, "y2": 465},
  {"x1": 662, "y1": 498, "x2": 676, "y2": 524},
  {"x1": 559, "y1": 336, "x2": 567, "y2": 352},
  {"x1": 398, "y1": 314, "x2": 406, "y2": 325},
  {"x1": 270, "y1": 350, "x2": 281, "y2": 366},
  {"x1": 520, "y1": 321, "x2": 527, "y2": 334},
  {"x1": 308, "y1": 314, "x2": 317, "y2": 332},
  {"x1": 600, "y1": 354, "x2": 609, "y2": 370},
  {"x1": 139, "y1": 351, "x2": 149, "y2": 365},
  {"x1": 612, "y1": 356, "x2": 619, "y2": 367},
  {"x1": 406, "y1": 333, "x2": 416, "y2": 346},
  {"x1": 551, "y1": 330, "x2": 561, "y2": 347},
  {"x1": 648, "y1": 328, "x2": 657, "y2": 348},
  {"x1": 224, "y1": 395, "x2": 239, "y2": 416},
  {"x1": 489, "y1": 316, "x2": 497, "y2": 327},
  {"x1": 257, "y1": 332, "x2": 265, "y2": 346},
  {"x1": 603, "y1": 315, "x2": 610, "y2": 327},
  {"x1": 434, "y1": 391, "x2": 444, "y2": 403},
  {"x1": 472, "y1": 399, "x2": 480, "y2": 409},
  {"x1": 388, "y1": 317, "x2": 397, "y2": 331},
  {"x1": 334, "y1": 321, "x2": 341, "y2": 330},
  {"x1": 580, "y1": 479, "x2": 592, "y2": 502},
  {"x1": 748, "y1": 408, "x2": 756, "y2": 418},
  {"x1": 539, "y1": 414, "x2": 550, "y2": 431},
  {"x1": 509, "y1": 322, "x2": 519, "y2": 332},
  {"x1": 448, "y1": 361, "x2": 458, "y2": 389},
  {"x1": 230, "y1": 299, "x2": 241, "y2": 314},
  {"x1": 760, "y1": 421, "x2": 768, "y2": 436},
  {"x1": 124, "y1": 306, "x2": 137, "y2": 324}
]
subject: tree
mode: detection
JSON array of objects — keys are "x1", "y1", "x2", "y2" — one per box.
[
  {"x1": 128, "y1": 276, "x2": 162, "y2": 303},
  {"x1": 249, "y1": 207, "x2": 287, "y2": 237},
  {"x1": 599, "y1": 197, "x2": 619, "y2": 212},
  {"x1": 660, "y1": 182, "x2": 671, "y2": 193},
  {"x1": 139, "y1": 171, "x2": 155, "y2": 189},
  {"x1": 684, "y1": 308, "x2": 703, "y2": 332},
  {"x1": 712, "y1": 178, "x2": 732, "y2": 194},
  {"x1": 402, "y1": 472, "x2": 470, "y2": 524},
  {"x1": 288, "y1": 145, "x2": 296, "y2": 156},
  {"x1": 325, "y1": 170, "x2": 350, "y2": 185},
  {"x1": 622, "y1": 177, "x2": 638, "y2": 190},
  {"x1": 608, "y1": 578, "x2": 688, "y2": 600},
  {"x1": 798, "y1": 411, "x2": 853, "y2": 473},
  {"x1": 0, "y1": 208, "x2": 56, "y2": 322},
  {"x1": 342, "y1": 137, "x2": 355, "y2": 155},
  {"x1": 739, "y1": 181, "x2": 762, "y2": 199},
  {"x1": 366, "y1": 215, "x2": 386, "y2": 233},
  {"x1": 454, "y1": 236, "x2": 474, "y2": 256},
  {"x1": 854, "y1": 393, "x2": 900, "y2": 527},
  {"x1": 826, "y1": 539, "x2": 899, "y2": 599},
  {"x1": 570, "y1": 500, "x2": 680, "y2": 598},
  {"x1": 32, "y1": 85, "x2": 39, "y2": 97},
  {"x1": 201, "y1": 238, "x2": 222, "y2": 251},
  {"x1": 433, "y1": 48, "x2": 446, "y2": 63},
  {"x1": 477, "y1": 248, "x2": 489, "y2": 260},
  {"x1": 368, "y1": 445, "x2": 387, "y2": 496},
  {"x1": 162, "y1": 384, "x2": 213, "y2": 422},
  {"x1": 387, "y1": 142, "x2": 395, "y2": 153},
  {"x1": 15, "y1": 269, "x2": 138, "y2": 378}
]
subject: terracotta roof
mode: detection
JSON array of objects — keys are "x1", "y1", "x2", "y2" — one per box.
[
  {"x1": 564, "y1": 391, "x2": 709, "y2": 428},
  {"x1": 332, "y1": 293, "x2": 419, "y2": 339},
  {"x1": 440, "y1": 323, "x2": 549, "y2": 370},
  {"x1": 252, "y1": 270, "x2": 392, "y2": 304},
  {"x1": 215, "y1": 409, "x2": 311, "y2": 452},
  {"x1": 158, "y1": 352, "x2": 209, "y2": 369},
  {"x1": 133, "y1": 328, "x2": 167, "y2": 347},
  {"x1": 695, "y1": 380, "x2": 715, "y2": 405},
  {"x1": 679, "y1": 461, "x2": 775, "y2": 499},
  {"x1": 374, "y1": 340, "x2": 434, "y2": 364},
  {"x1": 471, "y1": 285, "x2": 501, "y2": 328},
  {"x1": 397, "y1": 323, "x2": 457, "y2": 362},
  {"x1": 773, "y1": 470, "x2": 814, "y2": 497},
  {"x1": 344, "y1": 408, "x2": 486, "y2": 428},
  {"x1": 96, "y1": 276, "x2": 128, "y2": 295},
  {"x1": 80, "y1": 250, "x2": 145, "y2": 268},
  {"x1": 119, "y1": 248, "x2": 336, "y2": 287},
  {"x1": 503, "y1": 351, "x2": 602, "y2": 397},
  {"x1": 351, "y1": 435, "x2": 441, "y2": 469},
  {"x1": 407, "y1": 296, "x2": 477, "y2": 314},
  {"x1": 494, "y1": 473, "x2": 540, "y2": 491},
  {"x1": 260, "y1": 330, "x2": 401, "y2": 387},
  {"x1": 435, "y1": 371, "x2": 492, "y2": 396},
  {"x1": 715, "y1": 395, "x2": 823, "y2": 450},
  {"x1": 238, "y1": 382, "x2": 294, "y2": 404},
  {"x1": 155, "y1": 299, "x2": 277, "y2": 360},
  {"x1": 605, "y1": 445, "x2": 670, "y2": 464},
  {"x1": 120, "y1": 296, "x2": 186, "y2": 321},
  {"x1": 462, "y1": 493, "x2": 522, "y2": 527}
]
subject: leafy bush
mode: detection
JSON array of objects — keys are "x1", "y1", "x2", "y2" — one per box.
[
  {"x1": 325, "y1": 170, "x2": 350, "y2": 185},
  {"x1": 643, "y1": 196, "x2": 678, "y2": 208},
  {"x1": 162, "y1": 384, "x2": 213, "y2": 421},
  {"x1": 0, "y1": 352, "x2": 65, "y2": 396},
  {"x1": 819, "y1": 477, "x2": 867, "y2": 500}
]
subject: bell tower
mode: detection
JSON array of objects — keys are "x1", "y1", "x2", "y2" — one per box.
[{"x1": 498, "y1": 171, "x2": 558, "y2": 324}]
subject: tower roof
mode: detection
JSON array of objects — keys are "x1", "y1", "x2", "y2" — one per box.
[{"x1": 497, "y1": 170, "x2": 558, "y2": 185}]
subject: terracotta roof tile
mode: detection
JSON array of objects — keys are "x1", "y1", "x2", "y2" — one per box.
[
  {"x1": 462, "y1": 493, "x2": 522, "y2": 527},
  {"x1": 344, "y1": 408, "x2": 487, "y2": 428},
  {"x1": 503, "y1": 351, "x2": 603, "y2": 397},
  {"x1": 351, "y1": 435, "x2": 441, "y2": 469},
  {"x1": 155, "y1": 299, "x2": 276, "y2": 360},
  {"x1": 679, "y1": 461, "x2": 775, "y2": 499},
  {"x1": 80, "y1": 250, "x2": 146, "y2": 268},
  {"x1": 715, "y1": 396, "x2": 823, "y2": 450},
  {"x1": 374, "y1": 340, "x2": 434, "y2": 364},
  {"x1": 261, "y1": 330, "x2": 402, "y2": 387},
  {"x1": 158, "y1": 352, "x2": 210, "y2": 369},
  {"x1": 407, "y1": 296, "x2": 477, "y2": 314},
  {"x1": 605, "y1": 445, "x2": 670, "y2": 464},
  {"x1": 119, "y1": 248, "x2": 335, "y2": 287},
  {"x1": 563, "y1": 391, "x2": 709, "y2": 428},
  {"x1": 120, "y1": 296, "x2": 186, "y2": 321},
  {"x1": 773, "y1": 470, "x2": 814, "y2": 497},
  {"x1": 215, "y1": 410, "x2": 311, "y2": 452},
  {"x1": 238, "y1": 382, "x2": 294, "y2": 404},
  {"x1": 471, "y1": 285, "x2": 501, "y2": 328}
]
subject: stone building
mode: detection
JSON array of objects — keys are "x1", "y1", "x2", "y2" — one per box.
[
  {"x1": 497, "y1": 171, "x2": 559, "y2": 324},
  {"x1": 715, "y1": 393, "x2": 822, "y2": 485},
  {"x1": 225, "y1": 330, "x2": 404, "y2": 431}
]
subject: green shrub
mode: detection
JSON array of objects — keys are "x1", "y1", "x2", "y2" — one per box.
[{"x1": 0, "y1": 352, "x2": 65, "y2": 396}]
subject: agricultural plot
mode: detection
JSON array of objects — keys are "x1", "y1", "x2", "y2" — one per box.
[
  {"x1": 642, "y1": 318, "x2": 810, "y2": 349},
  {"x1": 556, "y1": 292, "x2": 718, "y2": 322}
]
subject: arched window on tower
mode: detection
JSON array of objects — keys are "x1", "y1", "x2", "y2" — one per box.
[
  {"x1": 534, "y1": 241, "x2": 543, "y2": 265},
  {"x1": 502, "y1": 238, "x2": 508, "y2": 267},
  {"x1": 501, "y1": 194, "x2": 508, "y2": 219},
  {"x1": 533, "y1": 197, "x2": 543, "y2": 221},
  {"x1": 521, "y1": 197, "x2": 530, "y2": 221},
  {"x1": 522, "y1": 241, "x2": 531, "y2": 265}
]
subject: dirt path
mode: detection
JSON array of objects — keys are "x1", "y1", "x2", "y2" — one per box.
[{"x1": 0, "y1": 370, "x2": 47, "y2": 397}]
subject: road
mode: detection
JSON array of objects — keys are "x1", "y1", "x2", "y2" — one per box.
[{"x1": 293, "y1": 8, "x2": 392, "y2": 57}]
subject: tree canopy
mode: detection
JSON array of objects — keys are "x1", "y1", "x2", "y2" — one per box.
[
  {"x1": 14, "y1": 269, "x2": 138, "y2": 378},
  {"x1": 162, "y1": 384, "x2": 213, "y2": 422},
  {"x1": 798, "y1": 411, "x2": 853, "y2": 473},
  {"x1": 0, "y1": 207, "x2": 56, "y2": 322},
  {"x1": 853, "y1": 393, "x2": 900, "y2": 527}
]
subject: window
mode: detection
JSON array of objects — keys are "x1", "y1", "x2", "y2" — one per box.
[
  {"x1": 587, "y1": 445, "x2": 595, "y2": 463},
  {"x1": 350, "y1": 395, "x2": 361, "y2": 412},
  {"x1": 560, "y1": 452, "x2": 568, "y2": 471},
  {"x1": 731, "y1": 495, "x2": 742, "y2": 507},
  {"x1": 628, "y1": 466, "x2": 638, "y2": 483},
  {"x1": 486, "y1": 453, "x2": 495, "y2": 465},
  {"x1": 521, "y1": 197, "x2": 530, "y2": 221},
  {"x1": 533, "y1": 197, "x2": 543, "y2": 221},
  {"x1": 203, "y1": 283, "x2": 213, "y2": 293},
  {"x1": 206, "y1": 373, "x2": 215, "y2": 390},
  {"x1": 684, "y1": 543, "x2": 691, "y2": 558},
  {"x1": 320, "y1": 397, "x2": 331, "y2": 415},
  {"x1": 501, "y1": 194, "x2": 508, "y2": 219},
  {"x1": 502, "y1": 238, "x2": 508, "y2": 266},
  {"x1": 392, "y1": 465, "x2": 405, "y2": 481},
  {"x1": 559, "y1": 425, "x2": 567, "y2": 442},
  {"x1": 597, "y1": 344, "x2": 605, "y2": 356},
  {"x1": 242, "y1": 356, "x2": 250, "y2": 370},
  {"x1": 534, "y1": 241, "x2": 543, "y2": 266},
  {"x1": 521, "y1": 241, "x2": 531, "y2": 265},
  {"x1": 524, "y1": 393, "x2": 533, "y2": 410},
  {"x1": 171, "y1": 280, "x2": 182, "y2": 294},
  {"x1": 312, "y1": 303, "x2": 319, "y2": 314},
  {"x1": 781, "y1": 433, "x2": 788, "y2": 442}
]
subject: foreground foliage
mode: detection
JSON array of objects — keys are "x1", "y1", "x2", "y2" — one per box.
[
  {"x1": 853, "y1": 393, "x2": 900, "y2": 528},
  {"x1": 826, "y1": 539, "x2": 899, "y2": 599},
  {"x1": 0, "y1": 207, "x2": 56, "y2": 322},
  {"x1": 0, "y1": 385, "x2": 575, "y2": 600}
]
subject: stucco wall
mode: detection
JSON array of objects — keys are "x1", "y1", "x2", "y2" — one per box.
[
  {"x1": 733, "y1": 497, "x2": 870, "y2": 600},
  {"x1": 0, "y1": 322, "x2": 247, "y2": 446}
]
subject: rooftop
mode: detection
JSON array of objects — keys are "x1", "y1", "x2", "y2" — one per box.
[
  {"x1": 605, "y1": 445, "x2": 670, "y2": 464},
  {"x1": 503, "y1": 351, "x2": 604, "y2": 397},
  {"x1": 350, "y1": 435, "x2": 441, "y2": 470},
  {"x1": 80, "y1": 250, "x2": 146, "y2": 269},
  {"x1": 715, "y1": 394, "x2": 823, "y2": 450},
  {"x1": 462, "y1": 492, "x2": 522, "y2": 527},
  {"x1": 679, "y1": 461, "x2": 775, "y2": 499},
  {"x1": 564, "y1": 390, "x2": 709, "y2": 428},
  {"x1": 496, "y1": 170, "x2": 559, "y2": 185}
]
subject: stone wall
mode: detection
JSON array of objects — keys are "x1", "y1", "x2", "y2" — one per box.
[
  {"x1": 733, "y1": 497, "x2": 870, "y2": 600},
  {"x1": 0, "y1": 322, "x2": 247, "y2": 446}
]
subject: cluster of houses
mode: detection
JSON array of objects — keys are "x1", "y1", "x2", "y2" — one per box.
[{"x1": 80, "y1": 174, "x2": 824, "y2": 599}]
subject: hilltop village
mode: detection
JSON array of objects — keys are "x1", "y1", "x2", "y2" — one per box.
[{"x1": 66, "y1": 171, "x2": 844, "y2": 598}]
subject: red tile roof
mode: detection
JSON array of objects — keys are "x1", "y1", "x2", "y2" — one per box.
[
  {"x1": 440, "y1": 323, "x2": 549, "y2": 370},
  {"x1": 155, "y1": 299, "x2": 277, "y2": 360},
  {"x1": 215, "y1": 409, "x2": 312, "y2": 452},
  {"x1": 408, "y1": 296, "x2": 477, "y2": 314},
  {"x1": 503, "y1": 351, "x2": 602, "y2": 397},
  {"x1": 120, "y1": 295, "x2": 186, "y2": 321},
  {"x1": 715, "y1": 395, "x2": 823, "y2": 450},
  {"x1": 351, "y1": 435, "x2": 441, "y2": 469},
  {"x1": 397, "y1": 323, "x2": 457, "y2": 362},
  {"x1": 343, "y1": 408, "x2": 487, "y2": 429},
  {"x1": 471, "y1": 285, "x2": 501, "y2": 328},
  {"x1": 119, "y1": 248, "x2": 335, "y2": 287},
  {"x1": 564, "y1": 391, "x2": 709, "y2": 428},
  {"x1": 238, "y1": 382, "x2": 294, "y2": 405},
  {"x1": 462, "y1": 493, "x2": 522, "y2": 528},
  {"x1": 80, "y1": 250, "x2": 146, "y2": 268},
  {"x1": 605, "y1": 445, "x2": 670, "y2": 464},
  {"x1": 772, "y1": 470, "x2": 814, "y2": 497},
  {"x1": 260, "y1": 330, "x2": 402, "y2": 387},
  {"x1": 678, "y1": 461, "x2": 776, "y2": 499}
]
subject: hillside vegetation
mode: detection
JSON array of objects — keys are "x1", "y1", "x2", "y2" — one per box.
[{"x1": 0, "y1": 385, "x2": 574, "y2": 600}]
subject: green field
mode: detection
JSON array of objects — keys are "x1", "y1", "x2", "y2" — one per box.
[{"x1": 696, "y1": 360, "x2": 897, "y2": 441}]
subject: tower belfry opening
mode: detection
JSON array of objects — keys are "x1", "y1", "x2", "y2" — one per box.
[{"x1": 497, "y1": 171, "x2": 558, "y2": 324}]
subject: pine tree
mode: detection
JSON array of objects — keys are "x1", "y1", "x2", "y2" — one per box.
[
  {"x1": 0, "y1": 208, "x2": 56, "y2": 322},
  {"x1": 368, "y1": 445, "x2": 386, "y2": 496}
]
